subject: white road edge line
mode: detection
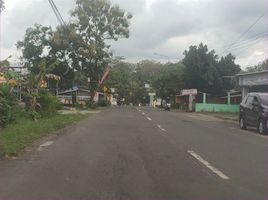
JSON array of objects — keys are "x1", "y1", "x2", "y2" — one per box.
[
  {"x1": 187, "y1": 150, "x2": 230, "y2": 180},
  {"x1": 157, "y1": 124, "x2": 167, "y2": 132},
  {"x1": 147, "y1": 117, "x2": 152, "y2": 121}
]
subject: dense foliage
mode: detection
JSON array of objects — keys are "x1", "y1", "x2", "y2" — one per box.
[
  {"x1": 0, "y1": 84, "x2": 19, "y2": 127},
  {"x1": 182, "y1": 43, "x2": 241, "y2": 95},
  {"x1": 246, "y1": 59, "x2": 268, "y2": 72},
  {"x1": 37, "y1": 90, "x2": 62, "y2": 117},
  {"x1": 105, "y1": 44, "x2": 242, "y2": 105}
]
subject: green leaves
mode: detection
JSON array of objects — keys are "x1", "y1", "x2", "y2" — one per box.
[{"x1": 182, "y1": 43, "x2": 241, "y2": 95}]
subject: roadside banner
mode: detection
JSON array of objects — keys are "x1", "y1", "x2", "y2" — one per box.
[{"x1": 99, "y1": 65, "x2": 112, "y2": 85}]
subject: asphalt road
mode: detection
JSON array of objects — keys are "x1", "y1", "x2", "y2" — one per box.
[{"x1": 0, "y1": 106, "x2": 267, "y2": 200}]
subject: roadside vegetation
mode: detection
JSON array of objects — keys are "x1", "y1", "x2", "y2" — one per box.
[
  {"x1": 0, "y1": 113, "x2": 89, "y2": 157},
  {"x1": 0, "y1": 0, "x2": 130, "y2": 157},
  {"x1": 0, "y1": 0, "x2": 266, "y2": 157}
]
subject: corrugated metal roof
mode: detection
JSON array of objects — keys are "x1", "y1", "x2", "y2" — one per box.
[{"x1": 236, "y1": 70, "x2": 268, "y2": 77}]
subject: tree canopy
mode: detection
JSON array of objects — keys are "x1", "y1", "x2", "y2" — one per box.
[
  {"x1": 17, "y1": 0, "x2": 132, "y2": 99},
  {"x1": 246, "y1": 59, "x2": 268, "y2": 72},
  {"x1": 182, "y1": 43, "x2": 241, "y2": 95}
]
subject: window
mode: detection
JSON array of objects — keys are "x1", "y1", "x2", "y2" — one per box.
[
  {"x1": 259, "y1": 94, "x2": 268, "y2": 106},
  {"x1": 246, "y1": 96, "x2": 254, "y2": 104}
]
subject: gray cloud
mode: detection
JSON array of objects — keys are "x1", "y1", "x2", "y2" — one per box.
[{"x1": 1, "y1": 0, "x2": 267, "y2": 68}]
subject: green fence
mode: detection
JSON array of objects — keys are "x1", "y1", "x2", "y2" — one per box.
[{"x1": 195, "y1": 103, "x2": 239, "y2": 113}]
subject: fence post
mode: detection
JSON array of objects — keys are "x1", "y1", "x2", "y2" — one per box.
[
  {"x1": 227, "y1": 92, "x2": 231, "y2": 105},
  {"x1": 203, "y1": 93, "x2": 206, "y2": 104}
]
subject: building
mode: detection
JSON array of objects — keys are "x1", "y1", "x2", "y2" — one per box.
[
  {"x1": 58, "y1": 86, "x2": 105, "y2": 105},
  {"x1": 236, "y1": 70, "x2": 268, "y2": 98}
]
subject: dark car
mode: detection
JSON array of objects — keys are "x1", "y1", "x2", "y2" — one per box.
[{"x1": 239, "y1": 93, "x2": 268, "y2": 134}]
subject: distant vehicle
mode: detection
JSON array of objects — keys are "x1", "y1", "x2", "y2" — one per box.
[
  {"x1": 165, "y1": 103, "x2": 171, "y2": 111},
  {"x1": 164, "y1": 97, "x2": 171, "y2": 111},
  {"x1": 239, "y1": 93, "x2": 268, "y2": 134}
]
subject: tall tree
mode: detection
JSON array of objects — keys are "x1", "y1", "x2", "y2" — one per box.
[
  {"x1": 17, "y1": 24, "x2": 53, "y2": 74},
  {"x1": 182, "y1": 43, "x2": 222, "y2": 95},
  {"x1": 218, "y1": 53, "x2": 241, "y2": 91},
  {"x1": 152, "y1": 62, "x2": 185, "y2": 99},
  {"x1": 69, "y1": 0, "x2": 132, "y2": 100},
  {"x1": 17, "y1": 24, "x2": 75, "y2": 90}
]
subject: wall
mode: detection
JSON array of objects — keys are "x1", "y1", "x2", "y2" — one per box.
[{"x1": 195, "y1": 103, "x2": 239, "y2": 113}]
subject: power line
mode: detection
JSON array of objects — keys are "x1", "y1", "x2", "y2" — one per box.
[
  {"x1": 50, "y1": 0, "x2": 66, "y2": 26},
  {"x1": 221, "y1": 31, "x2": 267, "y2": 49},
  {"x1": 224, "y1": 33, "x2": 267, "y2": 51},
  {"x1": 48, "y1": 0, "x2": 66, "y2": 27},
  {"x1": 48, "y1": 0, "x2": 71, "y2": 75},
  {"x1": 221, "y1": 9, "x2": 268, "y2": 55},
  {"x1": 233, "y1": 37, "x2": 267, "y2": 57}
]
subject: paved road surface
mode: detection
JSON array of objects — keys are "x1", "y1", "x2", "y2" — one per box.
[{"x1": 0, "y1": 107, "x2": 267, "y2": 200}]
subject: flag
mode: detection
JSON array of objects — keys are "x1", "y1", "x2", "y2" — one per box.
[{"x1": 99, "y1": 65, "x2": 112, "y2": 85}]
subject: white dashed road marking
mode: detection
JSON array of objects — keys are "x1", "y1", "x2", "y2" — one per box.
[
  {"x1": 142, "y1": 112, "x2": 146, "y2": 115},
  {"x1": 188, "y1": 150, "x2": 230, "y2": 180},
  {"x1": 147, "y1": 117, "x2": 152, "y2": 121},
  {"x1": 157, "y1": 124, "x2": 167, "y2": 132},
  {"x1": 38, "y1": 141, "x2": 54, "y2": 151}
]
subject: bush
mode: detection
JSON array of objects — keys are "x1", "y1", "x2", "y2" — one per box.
[
  {"x1": 37, "y1": 90, "x2": 61, "y2": 117},
  {"x1": 97, "y1": 99, "x2": 111, "y2": 107},
  {"x1": 85, "y1": 100, "x2": 98, "y2": 109},
  {"x1": 0, "y1": 84, "x2": 19, "y2": 127}
]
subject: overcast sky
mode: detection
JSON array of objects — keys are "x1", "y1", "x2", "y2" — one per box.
[{"x1": 0, "y1": 0, "x2": 267, "y2": 68}]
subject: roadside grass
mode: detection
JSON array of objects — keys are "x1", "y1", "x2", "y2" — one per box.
[
  {"x1": 202, "y1": 112, "x2": 239, "y2": 121},
  {"x1": 0, "y1": 113, "x2": 89, "y2": 157}
]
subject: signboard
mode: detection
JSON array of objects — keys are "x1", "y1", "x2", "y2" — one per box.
[
  {"x1": 148, "y1": 93, "x2": 156, "y2": 96},
  {"x1": 181, "y1": 89, "x2": 197, "y2": 96}
]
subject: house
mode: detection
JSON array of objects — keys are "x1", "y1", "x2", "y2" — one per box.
[
  {"x1": 58, "y1": 86, "x2": 105, "y2": 105},
  {"x1": 236, "y1": 70, "x2": 268, "y2": 98}
]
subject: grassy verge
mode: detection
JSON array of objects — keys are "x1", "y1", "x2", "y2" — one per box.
[
  {"x1": 202, "y1": 112, "x2": 239, "y2": 121},
  {"x1": 0, "y1": 113, "x2": 89, "y2": 157}
]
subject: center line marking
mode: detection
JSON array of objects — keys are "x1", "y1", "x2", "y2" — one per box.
[
  {"x1": 147, "y1": 117, "x2": 152, "y2": 121},
  {"x1": 187, "y1": 150, "x2": 230, "y2": 180}
]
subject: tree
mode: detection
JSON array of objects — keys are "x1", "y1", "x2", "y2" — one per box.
[
  {"x1": 17, "y1": 24, "x2": 76, "y2": 90},
  {"x1": 69, "y1": 0, "x2": 132, "y2": 100},
  {"x1": 17, "y1": 24, "x2": 53, "y2": 74},
  {"x1": 152, "y1": 62, "x2": 185, "y2": 99},
  {"x1": 246, "y1": 59, "x2": 268, "y2": 72},
  {"x1": 218, "y1": 53, "x2": 241, "y2": 91},
  {"x1": 182, "y1": 43, "x2": 223, "y2": 95},
  {"x1": 105, "y1": 61, "x2": 132, "y2": 99}
]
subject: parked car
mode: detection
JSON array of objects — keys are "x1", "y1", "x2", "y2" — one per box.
[{"x1": 239, "y1": 93, "x2": 268, "y2": 134}]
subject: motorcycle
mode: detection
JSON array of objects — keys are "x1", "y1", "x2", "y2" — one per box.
[{"x1": 164, "y1": 103, "x2": 171, "y2": 111}]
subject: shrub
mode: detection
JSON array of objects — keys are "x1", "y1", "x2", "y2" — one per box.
[
  {"x1": 0, "y1": 84, "x2": 19, "y2": 127},
  {"x1": 85, "y1": 100, "x2": 98, "y2": 109},
  {"x1": 97, "y1": 99, "x2": 111, "y2": 107},
  {"x1": 37, "y1": 90, "x2": 61, "y2": 117}
]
